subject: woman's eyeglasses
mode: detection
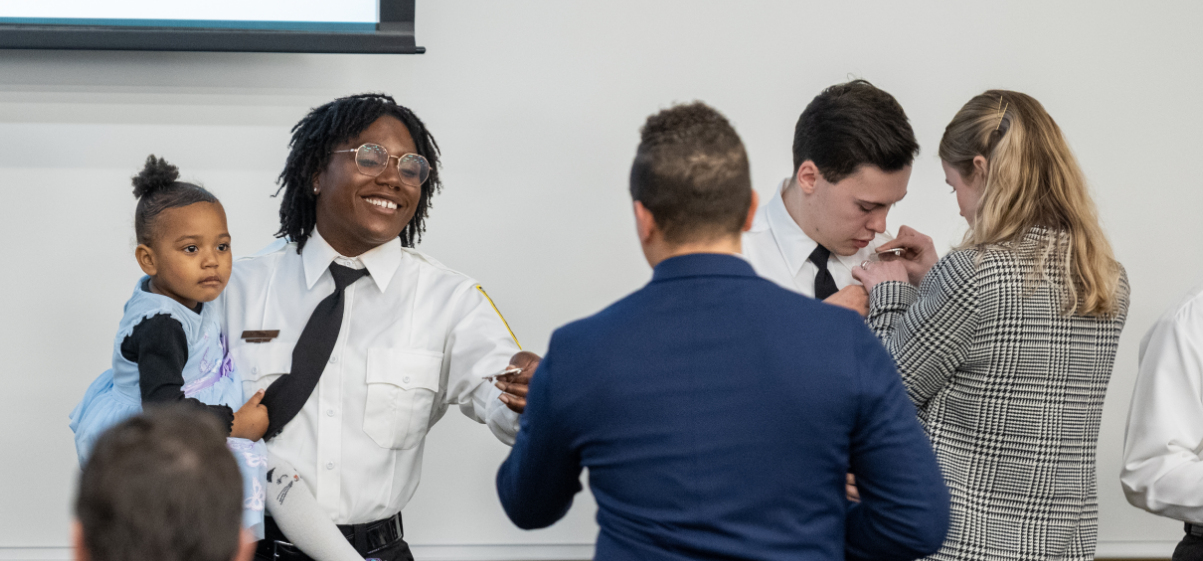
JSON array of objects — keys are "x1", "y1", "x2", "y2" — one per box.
[{"x1": 332, "y1": 143, "x2": 430, "y2": 187}]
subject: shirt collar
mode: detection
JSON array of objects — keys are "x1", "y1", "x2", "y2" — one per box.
[
  {"x1": 651, "y1": 253, "x2": 758, "y2": 283},
  {"x1": 301, "y1": 228, "x2": 402, "y2": 293},
  {"x1": 765, "y1": 178, "x2": 819, "y2": 276},
  {"x1": 764, "y1": 178, "x2": 879, "y2": 272}
]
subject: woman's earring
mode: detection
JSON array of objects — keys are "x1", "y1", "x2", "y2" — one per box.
[{"x1": 313, "y1": 186, "x2": 319, "y2": 195}]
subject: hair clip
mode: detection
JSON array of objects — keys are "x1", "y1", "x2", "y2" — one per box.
[{"x1": 995, "y1": 97, "x2": 1009, "y2": 131}]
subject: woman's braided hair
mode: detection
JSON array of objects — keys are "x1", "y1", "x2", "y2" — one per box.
[{"x1": 275, "y1": 93, "x2": 442, "y2": 252}]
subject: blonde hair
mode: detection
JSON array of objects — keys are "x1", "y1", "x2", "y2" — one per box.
[{"x1": 938, "y1": 90, "x2": 1121, "y2": 317}]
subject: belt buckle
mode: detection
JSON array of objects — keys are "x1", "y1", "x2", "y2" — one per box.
[
  {"x1": 391, "y1": 512, "x2": 403, "y2": 541},
  {"x1": 272, "y1": 539, "x2": 302, "y2": 561},
  {"x1": 364, "y1": 513, "x2": 403, "y2": 554}
]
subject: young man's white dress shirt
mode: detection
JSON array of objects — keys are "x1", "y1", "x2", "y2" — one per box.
[
  {"x1": 741, "y1": 179, "x2": 891, "y2": 298},
  {"x1": 223, "y1": 229, "x2": 520, "y2": 524},
  {"x1": 1122, "y1": 280, "x2": 1203, "y2": 523}
]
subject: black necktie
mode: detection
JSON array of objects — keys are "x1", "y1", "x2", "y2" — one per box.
[
  {"x1": 808, "y1": 245, "x2": 838, "y2": 300},
  {"x1": 261, "y1": 263, "x2": 370, "y2": 440}
]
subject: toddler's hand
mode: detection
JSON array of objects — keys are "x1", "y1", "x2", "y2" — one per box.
[{"x1": 231, "y1": 389, "x2": 269, "y2": 441}]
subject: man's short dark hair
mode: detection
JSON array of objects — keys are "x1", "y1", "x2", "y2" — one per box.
[
  {"x1": 75, "y1": 405, "x2": 242, "y2": 561},
  {"x1": 629, "y1": 102, "x2": 752, "y2": 244},
  {"x1": 792, "y1": 80, "x2": 920, "y2": 183}
]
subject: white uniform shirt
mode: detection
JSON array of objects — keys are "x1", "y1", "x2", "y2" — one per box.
[
  {"x1": 1121, "y1": 280, "x2": 1203, "y2": 523},
  {"x1": 741, "y1": 179, "x2": 891, "y2": 297},
  {"x1": 223, "y1": 229, "x2": 521, "y2": 524}
]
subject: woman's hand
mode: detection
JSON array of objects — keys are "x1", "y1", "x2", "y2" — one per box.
[
  {"x1": 852, "y1": 259, "x2": 909, "y2": 294},
  {"x1": 825, "y1": 285, "x2": 869, "y2": 317},
  {"x1": 846, "y1": 473, "x2": 861, "y2": 503},
  {"x1": 495, "y1": 351, "x2": 542, "y2": 414},
  {"x1": 876, "y1": 225, "x2": 939, "y2": 285},
  {"x1": 231, "y1": 389, "x2": 269, "y2": 441}
]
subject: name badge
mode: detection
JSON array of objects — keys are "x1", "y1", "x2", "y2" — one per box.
[{"x1": 241, "y1": 330, "x2": 280, "y2": 343}]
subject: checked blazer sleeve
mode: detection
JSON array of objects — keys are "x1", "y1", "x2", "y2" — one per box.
[{"x1": 866, "y1": 251, "x2": 980, "y2": 409}]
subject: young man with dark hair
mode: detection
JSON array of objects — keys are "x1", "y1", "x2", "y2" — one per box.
[
  {"x1": 73, "y1": 404, "x2": 255, "y2": 561},
  {"x1": 496, "y1": 101, "x2": 949, "y2": 561},
  {"x1": 743, "y1": 80, "x2": 919, "y2": 310}
]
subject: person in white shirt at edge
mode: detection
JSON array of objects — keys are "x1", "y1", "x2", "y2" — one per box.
[
  {"x1": 221, "y1": 93, "x2": 537, "y2": 561},
  {"x1": 742, "y1": 79, "x2": 921, "y2": 317},
  {"x1": 1122, "y1": 281, "x2": 1203, "y2": 561}
]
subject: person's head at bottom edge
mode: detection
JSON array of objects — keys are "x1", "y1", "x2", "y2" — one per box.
[{"x1": 73, "y1": 404, "x2": 253, "y2": 561}]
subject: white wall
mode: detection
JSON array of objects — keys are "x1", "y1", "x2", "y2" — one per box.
[{"x1": 1, "y1": 1, "x2": 1201, "y2": 558}]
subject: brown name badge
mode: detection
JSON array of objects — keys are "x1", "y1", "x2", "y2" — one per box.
[{"x1": 241, "y1": 330, "x2": 280, "y2": 344}]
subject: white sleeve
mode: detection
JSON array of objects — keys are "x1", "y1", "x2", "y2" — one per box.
[
  {"x1": 264, "y1": 455, "x2": 363, "y2": 561},
  {"x1": 1121, "y1": 290, "x2": 1203, "y2": 523},
  {"x1": 442, "y1": 283, "x2": 522, "y2": 445}
]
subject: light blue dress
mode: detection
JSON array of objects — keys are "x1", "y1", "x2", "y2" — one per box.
[{"x1": 70, "y1": 277, "x2": 266, "y2": 539}]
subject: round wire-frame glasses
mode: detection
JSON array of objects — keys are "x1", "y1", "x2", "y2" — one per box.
[{"x1": 332, "y1": 143, "x2": 430, "y2": 187}]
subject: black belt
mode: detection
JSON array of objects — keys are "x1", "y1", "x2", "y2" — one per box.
[
  {"x1": 258, "y1": 512, "x2": 404, "y2": 560},
  {"x1": 1188, "y1": 523, "x2": 1203, "y2": 537}
]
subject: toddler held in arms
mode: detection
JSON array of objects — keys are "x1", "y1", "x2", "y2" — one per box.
[{"x1": 70, "y1": 155, "x2": 270, "y2": 539}]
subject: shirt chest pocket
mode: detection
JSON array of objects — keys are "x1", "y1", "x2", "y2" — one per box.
[
  {"x1": 364, "y1": 348, "x2": 444, "y2": 450},
  {"x1": 232, "y1": 341, "x2": 294, "y2": 396}
]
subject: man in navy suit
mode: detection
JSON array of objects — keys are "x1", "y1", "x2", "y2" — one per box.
[{"x1": 496, "y1": 102, "x2": 949, "y2": 561}]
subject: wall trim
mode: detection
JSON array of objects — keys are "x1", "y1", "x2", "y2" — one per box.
[
  {"x1": 0, "y1": 541, "x2": 1176, "y2": 560},
  {"x1": 1096, "y1": 539, "x2": 1177, "y2": 558},
  {"x1": 0, "y1": 544, "x2": 596, "y2": 561}
]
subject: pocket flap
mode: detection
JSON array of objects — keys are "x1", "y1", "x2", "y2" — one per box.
[
  {"x1": 366, "y1": 349, "x2": 443, "y2": 391},
  {"x1": 231, "y1": 340, "x2": 294, "y2": 381}
]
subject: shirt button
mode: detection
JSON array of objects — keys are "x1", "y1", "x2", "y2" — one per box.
[
  {"x1": 329, "y1": 355, "x2": 338, "y2": 364},
  {"x1": 251, "y1": 367, "x2": 258, "y2": 375},
  {"x1": 326, "y1": 409, "x2": 336, "y2": 417},
  {"x1": 402, "y1": 376, "x2": 411, "y2": 384},
  {"x1": 326, "y1": 461, "x2": 335, "y2": 470}
]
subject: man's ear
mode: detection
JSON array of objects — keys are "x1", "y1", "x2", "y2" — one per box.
[
  {"x1": 135, "y1": 244, "x2": 158, "y2": 277},
  {"x1": 72, "y1": 520, "x2": 89, "y2": 561},
  {"x1": 742, "y1": 190, "x2": 759, "y2": 232},
  {"x1": 232, "y1": 528, "x2": 255, "y2": 561},
  {"x1": 795, "y1": 161, "x2": 821, "y2": 195},
  {"x1": 633, "y1": 201, "x2": 658, "y2": 245}
]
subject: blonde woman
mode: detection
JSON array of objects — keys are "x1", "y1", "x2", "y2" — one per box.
[{"x1": 852, "y1": 90, "x2": 1129, "y2": 560}]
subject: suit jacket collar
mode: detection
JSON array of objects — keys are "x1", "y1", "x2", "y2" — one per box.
[{"x1": 652, "y1": 253, "x2": 757, "y2": 282}]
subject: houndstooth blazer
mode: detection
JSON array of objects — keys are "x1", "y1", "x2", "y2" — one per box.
[{"x1": 867, "y1": 227, "x2": 1129, "y2": 561}]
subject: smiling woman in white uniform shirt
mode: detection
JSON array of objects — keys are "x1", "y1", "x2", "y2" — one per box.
[{"x1": 223, "y1": 93, "x2": 530, "y2": 561}]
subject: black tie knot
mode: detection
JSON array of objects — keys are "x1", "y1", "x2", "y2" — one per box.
[
  {"x1": 330, "y1": 263, "x2": 370, "y2": 291},
  {"x1": 808, "y1": 245, "x2": 832, "y2": 271},
  {"x1": 808, "y1": 244, "x2": 838, "y2": 300}
]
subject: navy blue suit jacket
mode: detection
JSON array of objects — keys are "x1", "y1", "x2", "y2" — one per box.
[{"x1": 497, "y1": 254, "x2": 949, "y2": 561}]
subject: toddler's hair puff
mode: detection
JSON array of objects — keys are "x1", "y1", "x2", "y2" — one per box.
[
  {"x1": 129, "y1": 155, "x2": 217, "y2": 245},
  {"x1": 132, "y1": 155, "x2": 182, "y2": 199}
]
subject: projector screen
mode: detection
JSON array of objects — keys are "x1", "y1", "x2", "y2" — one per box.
[{"x1": 0, "y1": 0, "x2": 422, "y2": 53}]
